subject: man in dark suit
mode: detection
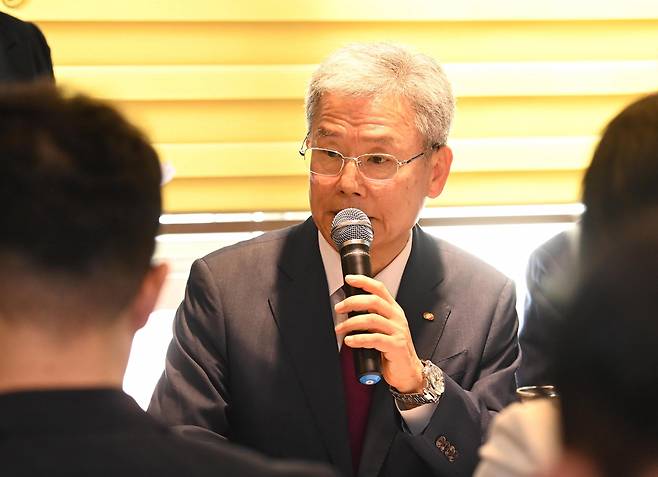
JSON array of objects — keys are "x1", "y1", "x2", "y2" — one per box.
[
  {"x1": 0, "y1": 84, "x2": 336, "y2": 477},
  {"x1": 0, "y1": 11, "x2": 53, "y2": 82},
  {"x1": 517, "y1": 227, "x2": 578, "y2": 387},
  {"x1": 149, "y1": 42, "x2": 520, "y2": 477}
]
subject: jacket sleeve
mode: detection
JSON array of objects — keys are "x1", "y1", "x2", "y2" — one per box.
[
  {"x1": 407, "y1": 278, "x2": 521, "y2": 476},
  {"x1": 148, "y1": 258, "x2": 232, "y2": 437}
]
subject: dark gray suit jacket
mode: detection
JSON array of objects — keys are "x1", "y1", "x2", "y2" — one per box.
[
  {"x1": 0, "y1": 11, "x2": 54, "y2": 83},
  {"x1": 0, "y1": 388, "x2": 337, "y2": 477},
  {"x1": 149, "y1": 219, "x2": 520, "y2": 477},
  {"x1": 517, "y1": 228, "x2": 579, "y2": 387}
]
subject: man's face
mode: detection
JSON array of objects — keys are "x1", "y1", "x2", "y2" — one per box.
[{"x1": 308, "y1": 92, "x2": 452, "y2": 271}]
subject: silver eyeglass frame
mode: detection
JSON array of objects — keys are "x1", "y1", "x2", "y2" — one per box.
[{"x1": 298, "y1": 134, "x2": 434, "y2": 181}]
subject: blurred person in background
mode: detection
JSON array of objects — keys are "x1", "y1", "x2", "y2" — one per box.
[{"x1": 0, "y1": 10, "x2": 53, "y2": 82}]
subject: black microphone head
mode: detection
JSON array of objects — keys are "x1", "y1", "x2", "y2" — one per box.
[{"x1": 330, "y1": 208, "x2": 374, "y2": 249}]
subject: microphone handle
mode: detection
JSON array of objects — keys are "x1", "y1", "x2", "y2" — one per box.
[
  {"x1": 340, "y1": 242, "x2": 382, "y2": 385},
  {"x1": 347, "y1": 310, "x2": 382, "y2": 386}
]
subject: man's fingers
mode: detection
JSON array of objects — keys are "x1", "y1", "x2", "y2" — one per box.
[
  {"x1": 343, "y1": 333, "x2": 401, "y2": 353},
  {"x1": 344, "y1": 274, "x2": 396, "y2": 304},
  {"x1": 334, "y1": 294, "x2": 392, "y2": 317},
  {"x1": 335, "y1": 313, "x2": 397, "y2": 335}
]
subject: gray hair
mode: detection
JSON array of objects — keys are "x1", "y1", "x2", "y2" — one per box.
[{"x1": 305, "y1": 42, "x2": 456, "y2": 148}]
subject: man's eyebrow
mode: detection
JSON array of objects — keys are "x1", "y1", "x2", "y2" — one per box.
[
  {"x1": 315, "y1": 127, "x2": 335, "y2": 137},
  {"x1": 368, "y1": 136, "x2": 395, "y2": 145},
  {"x1": 314, "y1": 128, "x2": 396, "y2": 148}
]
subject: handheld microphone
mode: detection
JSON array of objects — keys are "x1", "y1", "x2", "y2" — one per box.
[{"x1": 331, "y1": 208, "x2": 382, "y2": 385}]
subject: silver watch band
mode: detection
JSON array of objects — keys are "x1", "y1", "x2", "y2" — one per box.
[{"x1": 389, "y1": 360, "x2": 444, "y2": 405}]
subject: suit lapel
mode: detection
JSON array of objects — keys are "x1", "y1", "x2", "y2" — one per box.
[
  {"x1": 398, "y1": 225, "x2": 451, "y2": 358},
  {"x1": 359, "y1": 225, "x2": 451, "y2": 477},
  {"x1": 268, "y1": 219, "x2": 352, "y2": 476}
]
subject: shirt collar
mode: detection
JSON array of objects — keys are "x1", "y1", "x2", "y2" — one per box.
[{"x1": 318, "y1": 230, "x2": 412, "y2": 299}]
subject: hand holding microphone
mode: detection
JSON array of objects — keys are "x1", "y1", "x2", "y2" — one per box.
[
  {"x1": 331, "y1": 208, "x2": 382, "y2": 385},
  {"x1": 332, "y1": 208, "x2": 424, "y2": 393}
]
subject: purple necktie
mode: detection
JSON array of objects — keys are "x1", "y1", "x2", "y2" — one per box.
[{"x1": 340, "y1": 342, "x2": 374, "y2": 475}]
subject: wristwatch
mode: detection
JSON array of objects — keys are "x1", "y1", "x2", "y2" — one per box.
[{"x1": 390, "y1": 360, "x2": 445, "y2": 406}]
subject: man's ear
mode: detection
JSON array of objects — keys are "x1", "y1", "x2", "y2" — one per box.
[
  {"x1": 128, "y1": 262, "x2": 169, "y2": 332},
  {"x1": 427, "y1": 145, "x2": 453, "y2": 199}
]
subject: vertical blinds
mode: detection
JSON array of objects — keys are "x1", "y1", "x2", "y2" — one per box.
[{"x1": 8, "y1": 0, "x2": 658, "y2": 212}]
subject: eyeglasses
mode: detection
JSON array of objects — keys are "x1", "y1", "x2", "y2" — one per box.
[{"x1": 298, "y1": 136, "x2": 427, "y2": 181}]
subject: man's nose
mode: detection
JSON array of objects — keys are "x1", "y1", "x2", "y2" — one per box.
[{"x1": 338, "y1": 158, "x2": 364, "y2": 195}]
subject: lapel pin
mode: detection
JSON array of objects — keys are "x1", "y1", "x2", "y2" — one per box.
[{"x1": 423, "y1": 311, "x2": 435, "y2": 321}]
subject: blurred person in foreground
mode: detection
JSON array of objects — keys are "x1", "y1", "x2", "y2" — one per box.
[
  {"x1": 550, "y1": 211, "x2": 658, "y2": 477},
  {"x1": 475, "y1": 92, "x2": 658, "y2": 477},
  {"x1": 0, "y1": 84, "x2": 336, "y2": 477},
  {"x1": 149, "y1": 42, "x2": 520, "y2": 477}
]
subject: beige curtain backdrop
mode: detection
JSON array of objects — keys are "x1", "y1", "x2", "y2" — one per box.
[{"x1": 7, "y1": 0, "x2": 658, "y2": 212}]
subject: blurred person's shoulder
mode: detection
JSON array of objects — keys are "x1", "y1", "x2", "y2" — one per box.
[
  {"x1": 528, "y1": 227, "x2": 579, "y2": 280},
  {"x1": 163, "y1": 425, "x2": 338, "y2": 477}
]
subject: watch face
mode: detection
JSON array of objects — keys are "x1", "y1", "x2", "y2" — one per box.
[
  {"x1": 390, "y1": 361, "x2": 444, "y2": 405},
  {"x1": 423, "y1": 361, "x2": 445, "y2": 396}
]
